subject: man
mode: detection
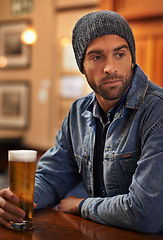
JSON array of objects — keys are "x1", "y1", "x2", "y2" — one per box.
[{"x1": 0, "y1": 10, "x2": 163, "y2": 233}]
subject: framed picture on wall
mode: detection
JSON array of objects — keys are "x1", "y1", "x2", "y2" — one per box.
[
  {"x1": 61, "y1": 37, "x2": 79, "y2": 72},
  {"x1": 0, "y1": 21, "x2": 31, "y2": 69},
  {"x1": 0, "y1": 81, "x2": 30, "y2": 129}
]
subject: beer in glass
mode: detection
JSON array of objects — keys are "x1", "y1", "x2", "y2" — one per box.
[{"x1": 8, "y1": 150, "x2": 37, "y2": 230}]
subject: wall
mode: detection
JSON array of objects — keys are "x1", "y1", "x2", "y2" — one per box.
[
  {"x1": 0, "y1": 0, "x2": 99, "y2": 150},
  {"x1": 0, "y1": 0, "x2": 57, "y2": 150}
]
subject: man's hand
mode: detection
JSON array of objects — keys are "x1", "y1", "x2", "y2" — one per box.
[
  {"x1": 58, "y1": 196, "x2": 85, "y2": 216},
  {"x1": 0, "y1": 188, "x2": 25, "y2": 229},
  {"x1": 0, "y1": 188, "x2": 36, "y2": 229}
]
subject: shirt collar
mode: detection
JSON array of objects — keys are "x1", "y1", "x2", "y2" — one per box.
[
  {"x1": 93, "y1": 87, "x2": 129, "y2": 125},
  {"x1": 125, "y1": 64, "x2": 149, "y2": 109}
]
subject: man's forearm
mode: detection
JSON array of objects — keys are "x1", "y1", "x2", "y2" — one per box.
[{"x1": 58, "y1": 196, "x2": 85, "y2": 215}]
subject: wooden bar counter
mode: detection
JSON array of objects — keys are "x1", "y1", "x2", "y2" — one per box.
[{"x1": 0, "y1": 208, "x2": 162, "y2": 240}]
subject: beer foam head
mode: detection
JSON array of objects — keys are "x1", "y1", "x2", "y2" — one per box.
[{"x1": 8, "y1": 150, "x2": 37, "y2": 162}]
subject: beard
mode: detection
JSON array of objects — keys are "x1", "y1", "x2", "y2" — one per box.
[{"x1": 86, "y1": 70, "x2": 133, "y2": 101}]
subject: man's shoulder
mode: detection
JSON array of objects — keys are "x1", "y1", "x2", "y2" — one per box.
[
  {"x1": 71, "y1": 92, "x2": 95, "y2": 109},
  {"x1": 147, "y1": 81, "x2": 163, "y2": 101},
  {"x1": 140, "y1": 81, "x2": 163, "y2": 118}
]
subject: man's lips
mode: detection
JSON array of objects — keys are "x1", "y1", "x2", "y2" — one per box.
[{"x1": 103, "y1": 79, "x2": 122, "y2": 86}]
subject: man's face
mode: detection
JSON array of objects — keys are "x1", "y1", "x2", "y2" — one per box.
[{"x1": 83, "y1": 35, "x2": 134, "y2": 102}]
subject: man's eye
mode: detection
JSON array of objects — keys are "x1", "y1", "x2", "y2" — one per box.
[
  {"x1": 92, "y1": 55, "x2": 102, "y2": 60},
  {"x1": 117, "y1": 53, "x2": 125, "y2": 58}
]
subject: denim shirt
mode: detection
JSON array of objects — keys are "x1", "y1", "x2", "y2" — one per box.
[{"x1": 34, "y1": 65, "x2": 163, "y2": 233}]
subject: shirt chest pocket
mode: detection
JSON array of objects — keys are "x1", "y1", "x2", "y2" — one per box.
[{"x1": 116, "y1": 149, "x2": 141, "y2": 193}]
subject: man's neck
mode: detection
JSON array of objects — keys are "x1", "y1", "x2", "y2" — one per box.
[
  {"x1": 95, "y1": 84, "x2": 132, "y2": 115},
  {"x1": 95, "y1": 95, "x2": 120, "y2": 115}
]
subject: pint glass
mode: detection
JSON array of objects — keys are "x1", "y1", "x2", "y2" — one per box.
[{"x1": 8, "y1": 150, "x2": 37, "y2": 230}]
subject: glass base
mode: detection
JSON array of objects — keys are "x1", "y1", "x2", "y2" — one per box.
[{"x1": 11, "y1": 221, "x2": 35, "y2": 231}]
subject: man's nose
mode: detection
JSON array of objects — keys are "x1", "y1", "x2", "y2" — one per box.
[{"x1": 103, "y1": 57, "x2": 117, "y2": 74}]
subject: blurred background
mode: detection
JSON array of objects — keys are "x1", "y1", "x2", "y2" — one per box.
[{"x1": 0, "y1": 0, "x2": 163, "y2": 189}]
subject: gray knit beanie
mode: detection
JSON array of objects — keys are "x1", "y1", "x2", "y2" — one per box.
[{"x1": 72, "y1": 10, "x2": 136, "y2": 73}]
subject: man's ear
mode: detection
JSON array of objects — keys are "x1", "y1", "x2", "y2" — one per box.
[
  {"x1": 132, "y1": 63, "x2": 134, "y2": 68},
  {"x1": 82, "y1": 67, "x2": 86, "y2": 75}
]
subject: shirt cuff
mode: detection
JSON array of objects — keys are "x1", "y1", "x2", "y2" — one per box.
[{"x1": 78, "y1": 198, "x2": 88, "y2": 215}]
